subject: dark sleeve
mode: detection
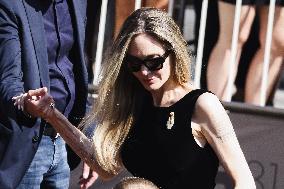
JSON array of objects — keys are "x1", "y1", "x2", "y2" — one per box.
[{"x1": 0, "y1": 3, "x2": 29, "y2": 121}]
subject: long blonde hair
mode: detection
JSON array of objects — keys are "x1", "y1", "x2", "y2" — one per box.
[{"x1": 83, "y1": 8, "x2": 191, "y2": 175}]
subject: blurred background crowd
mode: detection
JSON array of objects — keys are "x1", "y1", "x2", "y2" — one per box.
[{"x1": 85, "y1": 0, "x2": 284, "y2": 109}]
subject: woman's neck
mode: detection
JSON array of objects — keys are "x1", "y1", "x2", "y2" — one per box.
[{"x1": 151, "y1": 83, "x2": 193, "y2": 107}]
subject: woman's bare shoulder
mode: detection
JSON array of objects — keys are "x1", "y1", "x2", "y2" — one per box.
[
  {"x1": 195, "y1": 92, "x2": 223, "y2": 114},
  {"x1": 192, "y1": 92, "x2": 230, "y2": 131}
]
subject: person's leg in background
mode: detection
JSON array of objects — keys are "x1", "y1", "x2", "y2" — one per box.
[
  {"x1": 207, "y1": 1, "x2": 255, "y2": 100},
  {"x1": 144, "y1": 0, "x2": 168, "y2": 10},
  {"x1": 245, "y1": 6, "x2": 284, "y2": 105},
  {"x1": 114, "y1": 0, "x2": 135, "y2": 38},
  {"x1": 114, "y1": 0, "x2": 168, "y2": 38}
]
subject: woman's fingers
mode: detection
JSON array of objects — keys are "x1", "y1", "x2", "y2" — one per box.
[
  {"x1": 17, "y1": 95, "x2": 22, "y2": 110},
  {"x1": 27, "y1": 87, "x2": 47, "y2": 99},
  {"x1": 12, "y1": 93, "x2": 24, "y2": 110},
  {"x1": 12, "y1": 87, "x2": 49, "y2": 112},
  {"x1": 12, "y1": 95, "x2": 21, "y2": 101},
  {"x1": 20, "y1": 93, "x2": 27, "y2": 111},
  {"x1": 11, "y1": 88, "x2": 54, "y2": 119}
]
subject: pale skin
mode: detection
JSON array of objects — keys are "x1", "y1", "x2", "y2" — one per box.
[
  {"x1": 14, "y1": 33, "x2": 255, "y2": 188},
  {"x1": 207, "y1": 2, "x2": 284, "y2": 105},
  {"x1": 12, "y1": 89, "x2": 98, "y2": 189}
]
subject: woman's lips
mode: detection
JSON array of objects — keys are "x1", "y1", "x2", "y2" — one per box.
[{"x1": 144, "y1": 78, "x2": 155, "y2": 85}]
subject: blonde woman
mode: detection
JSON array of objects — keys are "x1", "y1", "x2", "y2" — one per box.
[{"x1": 13, "y1": 8, "x2": 255, "y2": 189}]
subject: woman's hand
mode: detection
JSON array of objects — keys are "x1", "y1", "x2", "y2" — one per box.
[{"x1": 12, "y1": 87, "x2": 55, "y2": 120}]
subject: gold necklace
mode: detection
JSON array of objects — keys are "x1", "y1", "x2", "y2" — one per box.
[{"x1": 166, "y1": 112, "x2": 175, "y2": 129}]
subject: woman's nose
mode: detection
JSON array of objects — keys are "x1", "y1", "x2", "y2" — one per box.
[{"x1": 140, "y1": 65, "x2": 151, "y2": 75}]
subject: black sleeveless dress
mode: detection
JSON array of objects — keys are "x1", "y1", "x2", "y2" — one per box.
[{"x1": 121, "y1": 89, "x2": 219, "y2": 189}]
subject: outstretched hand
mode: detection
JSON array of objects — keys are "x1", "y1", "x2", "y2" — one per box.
[
  {"x1": 12, "y1": 87, "x2": 55, "y2": 120},
  {"x1": 79, "y1": 162, "x2": 98, "y2": 189}
]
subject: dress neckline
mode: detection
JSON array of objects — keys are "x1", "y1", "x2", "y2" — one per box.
[{"x1": 151, "y1": 89, "x2": 199, "y2": 109}]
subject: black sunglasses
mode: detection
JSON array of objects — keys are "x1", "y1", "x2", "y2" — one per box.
[{"x1": 124, "y1": 49, "x2": 172, "y2": 72}]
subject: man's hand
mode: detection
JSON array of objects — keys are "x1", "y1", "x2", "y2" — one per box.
[{"x1": 79, "y1": 162, "x2": 98, "y2": 189}]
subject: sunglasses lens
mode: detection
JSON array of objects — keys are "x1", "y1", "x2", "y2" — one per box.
[
  {"x1": 125, "y1": 55, "x2": 141, "y2": 72},
  {"x1": 128, "y1": 63, "x2": 141, "y2": 72},
  {"x1": 145, "y1": 57, "x2": 164, "y2": 71}
]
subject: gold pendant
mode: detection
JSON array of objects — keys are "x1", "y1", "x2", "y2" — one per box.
[{"x1": 166, "y1": 112, "x2": 175, "y2": 129}]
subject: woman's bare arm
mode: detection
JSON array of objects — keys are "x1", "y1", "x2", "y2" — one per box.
[
  {"x1": 192, "y1": 92, "x2": 256, "y2": 189},
  {"x1": 13, "y1": 87, "x2": 115, "y2": 180},
  {"x1": 46, "y1": 108, "x2": 114, "y2": 180}
]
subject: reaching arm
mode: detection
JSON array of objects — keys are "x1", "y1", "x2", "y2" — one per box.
[
  {"x1": 0, "y1": 3, "x2": 27, "y2": 120},
  {"x1": 192, "y1": 92, "x2": 256, "y2": 189},
  {"x1": 14, "y1": 87, "x2": 115, "y2": 180},
  {"x1": 47, "y1": 108, "x2": 113, "y2": 180}
]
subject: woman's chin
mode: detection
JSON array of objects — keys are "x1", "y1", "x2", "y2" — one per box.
[{"x1": 143, "y1": 83, "x2": 162, "y2": 92}]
